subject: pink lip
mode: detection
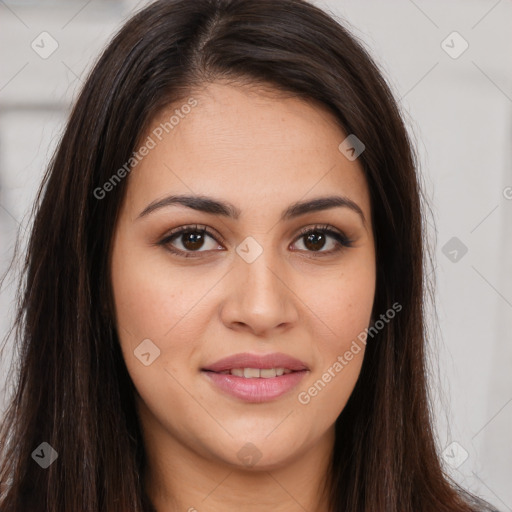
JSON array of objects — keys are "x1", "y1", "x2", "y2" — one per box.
[
  {"x1": 201, "y1": 352, "x2": 309, "y2": 403},
  {"x1": 203, "y1": 371, "x2": 308, "y2": 403},
  {"x1": 201, "y1": 352, "x2": 309, "y2": 372}
]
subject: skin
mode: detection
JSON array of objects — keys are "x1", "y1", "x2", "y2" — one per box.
[{"x1": 110, "y1": 80, "x2": 376, "y2": 512}]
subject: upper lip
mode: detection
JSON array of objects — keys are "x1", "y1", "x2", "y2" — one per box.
[{"x1": 202, "y1": 352, "x2": 309, "y2": 372}]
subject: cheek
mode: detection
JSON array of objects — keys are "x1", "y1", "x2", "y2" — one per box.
[
  {"x1": 111, "y1": 229, "x2": 209, "y2": 341},
  {"x1": 110, "y1": 229, "x2": 210, "y2": 389},
  {"x1": 304, "y1": 254, "x2": 376, "y2": 348},
  {"x1": 319, "y1": 279, "x2": 375, "y2": 343},
  {"x1": 295, "y1": 255, "x2": 375, "y2": 414},
  {"x1": 110, "y1": 235, "x2": 209, "y2": 428}
]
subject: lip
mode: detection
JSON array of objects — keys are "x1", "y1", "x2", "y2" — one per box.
[
  {"x1": 201, "y1": 352, "x2": 309, "y2": 373},
  {"x1": 201, "y1": 352, "x2": 309, "y2": 403},
  {"x1": 203, "y1": 371, "x2": 308, "y2": 403}
]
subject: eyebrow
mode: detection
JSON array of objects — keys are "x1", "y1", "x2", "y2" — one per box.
[{"x1": 137, "y1": 194, "x2": 366, "y2": 225}]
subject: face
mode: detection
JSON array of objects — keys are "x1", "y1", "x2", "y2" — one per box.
[{"x1": 110, "y1": 81, "x2": 376, "y2": 471}]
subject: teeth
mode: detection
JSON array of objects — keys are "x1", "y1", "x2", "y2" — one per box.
[
  {"x1": 226, "y1": 368, "x2": 292, "y2": 378},
  {"x1": 244, "y1": 368, "x2": 260, "y2": 378}
]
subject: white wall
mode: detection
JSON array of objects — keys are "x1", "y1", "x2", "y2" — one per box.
[{"x1": 1, "y1": 0, "x2": 511, "y2": 508}]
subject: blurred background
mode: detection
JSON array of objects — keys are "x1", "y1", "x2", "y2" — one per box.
[{"x1": 0, "y1": 0, "x2": 511, "y2": 508}]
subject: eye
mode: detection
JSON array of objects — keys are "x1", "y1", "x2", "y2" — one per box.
[
  {"x1": 157, "y1": 223, "x2": 353, "y2": 258},
  {"x1": 157, "y1": 224, "x2": 224, "y2": 258},
  {"x1": 291, "y1": 224, "x2": 353, "y2": 256}
]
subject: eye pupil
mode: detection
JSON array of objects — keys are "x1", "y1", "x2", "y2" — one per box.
[
  {"x1": 304, "y1": 232, "x2": 326, "y2": 251},
  {"x1": 183, "y1": 231, "x2": 205, "y2": 250}
]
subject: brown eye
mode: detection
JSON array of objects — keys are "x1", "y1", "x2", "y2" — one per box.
[
  {"x1": 158, "y1": 223, "x2": 352, "y2": 259},
  {"x1": 180, "y1": 231, "x2": 207, "y2": 251},
  {"x1": 158, "y1": 225, "x2": 224, "y2": 258},
  {"x1": 292, "y1": 225, "x2": 353, "y2": 255},
  {"x1": 303, "y1": 231, "x2": 327, "y2": 251}
]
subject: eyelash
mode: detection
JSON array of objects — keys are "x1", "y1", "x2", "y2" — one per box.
[{"x1": 157, "y1": 223, "x2": 353, "y2": 259}]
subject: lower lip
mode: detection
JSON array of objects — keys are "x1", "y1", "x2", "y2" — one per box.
[{"x1": 202, "y1": 370, "x2": 308, "y2": 403}]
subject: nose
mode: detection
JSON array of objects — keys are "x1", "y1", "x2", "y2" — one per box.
[{"x1": 220, "y1": 244, "x2": 299, "y2": 337}]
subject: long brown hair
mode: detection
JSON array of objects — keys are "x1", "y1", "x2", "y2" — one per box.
[{"x1": 0, "y1": 0, "x2": 499, "y2": 510}]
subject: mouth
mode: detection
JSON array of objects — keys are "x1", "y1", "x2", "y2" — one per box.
[
  {"x1": 201, "y1": 352, "x2": 309, "y2": 373},
  {"x1": 201, "y1": 352, "x2": 309, "y2": 402},
  {"x1": 203, "y1": 367, "x2": 297, "y2": 378}
]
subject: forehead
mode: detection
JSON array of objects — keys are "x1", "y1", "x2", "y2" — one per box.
[{"x1": 124, "y1": 81, "x2": 371, "y2": 219}]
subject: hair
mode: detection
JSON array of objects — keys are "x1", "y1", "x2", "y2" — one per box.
[{"x1": 0, "y1": 0, "x2": 499, "y2": 510}]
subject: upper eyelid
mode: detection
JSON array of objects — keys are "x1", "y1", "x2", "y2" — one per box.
[
  {"x1": 166, "y1": 224, "x2": 226, "y2": 244},
  {"x1": 161, "y1": 223, "x2": 349, "y2": 247}
]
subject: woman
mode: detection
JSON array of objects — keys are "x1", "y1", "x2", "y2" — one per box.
[{"x1": 0, "y1": 0, "x2": 500, "y2": 510}]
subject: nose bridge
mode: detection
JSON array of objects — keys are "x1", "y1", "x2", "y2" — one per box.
[
  {"x1": 236, "y1": 234, "x2": 284, "y2": 301},
  {"x1": 223, "y1": 234, "x2": 297, "y2": 333}
]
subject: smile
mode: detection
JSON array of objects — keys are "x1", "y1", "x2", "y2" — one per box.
[
  {"x1": 217, "y1": 367, "x2": 294, "y2": 378},
  {"x1": 201, "y1": 368, "x2": 308, "y2": 403}
]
